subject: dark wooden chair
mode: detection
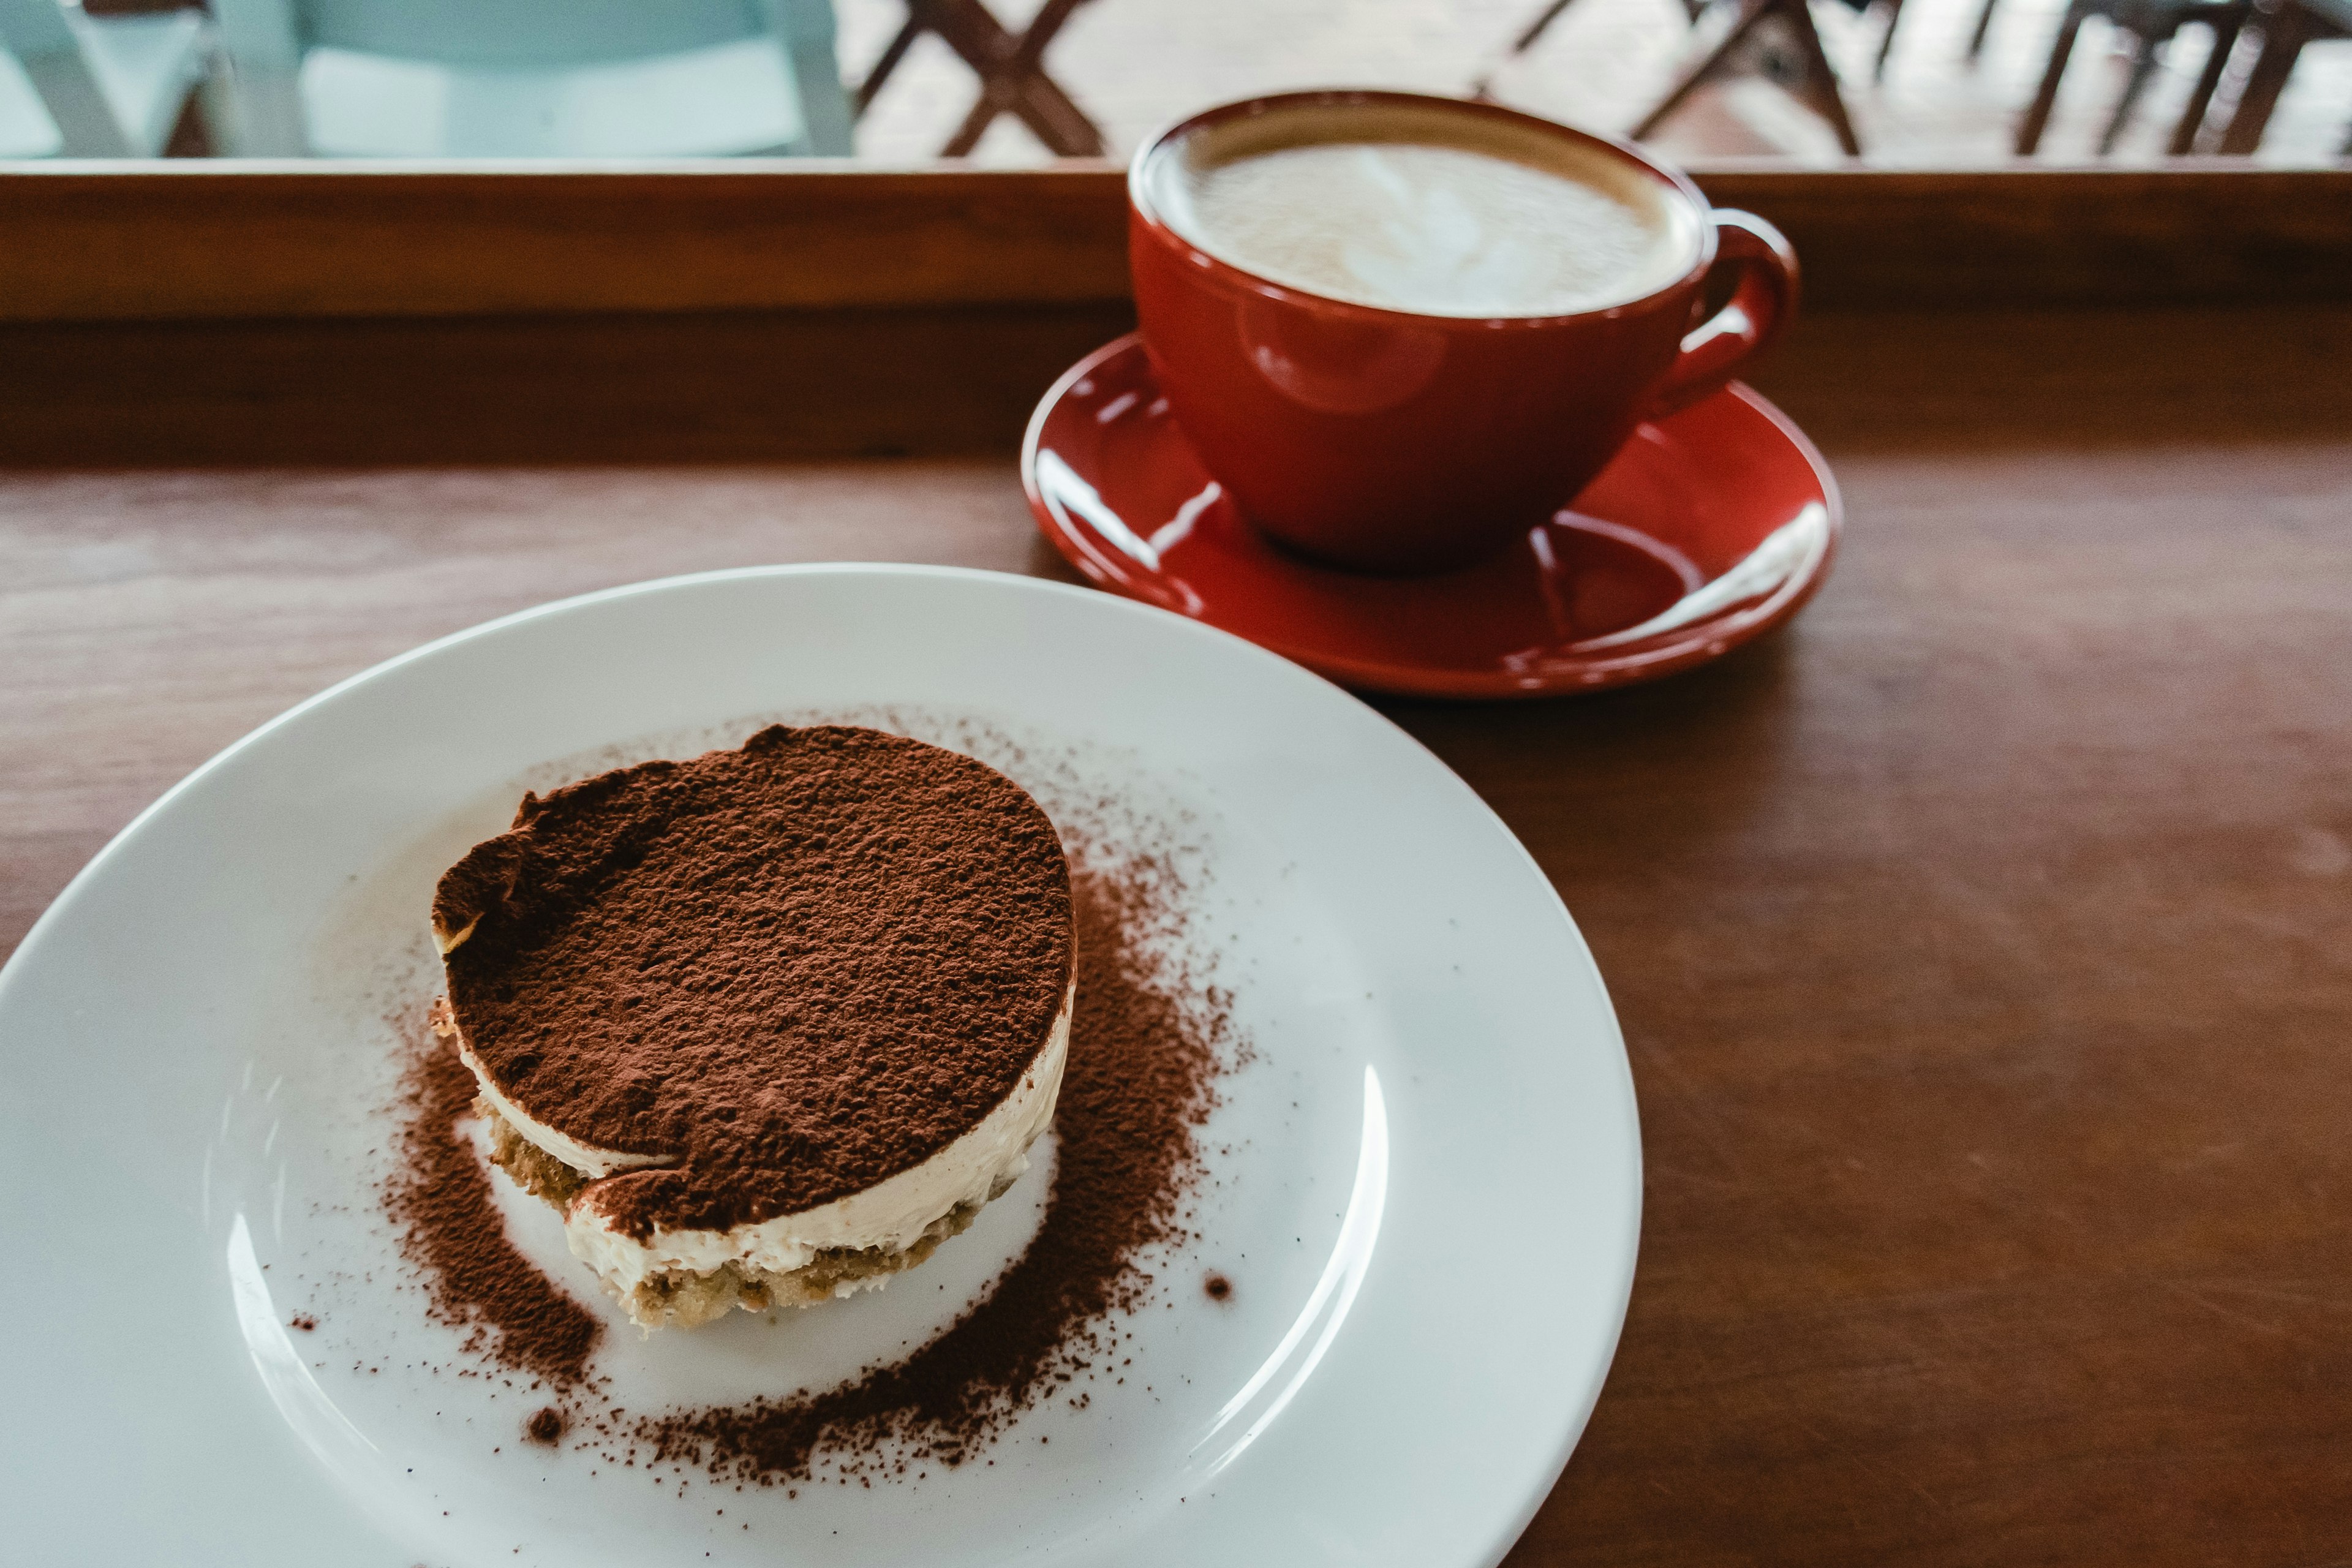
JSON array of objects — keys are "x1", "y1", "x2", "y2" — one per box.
[
  {"x1": 1637, "y1": 0, "x2": 1865, "y2": 151},
  {"x1": 1867, "y1": 0, "x2": 1910, "y2": 77},
  {"x1": 1965, "y1": 0, "x2": 2017, "y2": 62},
  {"x1": 2209, "y1": 0, "x2": 2351, "y2": 152},
  {"x1": 2014, "y1": 0, "x2": 2250, "y2": 154},
  {"x1": 1477, "y1": 0, "x2": 1865, "y2": 154},
  {"x1": 855, "y1": 0, "x2": 1103, "y2": 157}
]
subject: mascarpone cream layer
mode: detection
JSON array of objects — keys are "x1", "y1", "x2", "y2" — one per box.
[{"x1": 462, "y1": 981, "x2": 1071, "y2": 1300}]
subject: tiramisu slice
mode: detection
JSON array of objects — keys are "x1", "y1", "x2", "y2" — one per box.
[{"x1": 428, "y1": 725, "x2": 1074, "y2": 1331}]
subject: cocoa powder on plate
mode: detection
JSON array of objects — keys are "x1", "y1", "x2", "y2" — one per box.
[
  {"x1": 384, "y1": 1022, "x2": 604, "y2": 1390},
  {"x1": 385, "y1": 733, "x2": 1232, "y2": 1480}
]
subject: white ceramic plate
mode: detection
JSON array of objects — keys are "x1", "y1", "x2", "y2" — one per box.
[{"x1": 0, "y1": 565, "x2": 1637, "y2": 1567}]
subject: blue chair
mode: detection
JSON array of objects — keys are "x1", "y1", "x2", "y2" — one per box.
[
  {"x1": 0, "y1": 0, "x2": 208, "y2": 156},
  {"x1": 206, "y1": 0, "x2": 853, "y2": 157}
]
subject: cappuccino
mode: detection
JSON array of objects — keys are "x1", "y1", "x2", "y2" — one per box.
[{"x1": 1143, "y1": 100, "x2": 1698, "y2": 319}]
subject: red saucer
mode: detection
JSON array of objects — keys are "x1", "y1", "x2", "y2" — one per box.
[{"x1": 1022, "y1": 334, "x2": 1841, "y2": 699}]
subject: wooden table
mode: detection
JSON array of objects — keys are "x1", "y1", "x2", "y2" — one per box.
[{"x1": 5, "y1": 166, "x2": 2351, "y2": 1564}]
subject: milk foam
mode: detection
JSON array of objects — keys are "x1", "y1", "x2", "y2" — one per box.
[{"x1": 1147, "y1": 104, "x2": 1698, "y2": 318}]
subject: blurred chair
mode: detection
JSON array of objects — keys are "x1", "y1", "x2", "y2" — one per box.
[
  {"x1": 2208, "y1": 0, "x2": 2350, "y2": 151},
  {"x1": 1480, "y1": 0, "x2": 1708, "y2": 88},
  {"x1": 1477, "y1": 0, "x2": 1864, "y2": 153},
  {"x1": 1634, "y1": 0, "x2": 1865, "y2": 153},
  {"x1": 2014, "y1": 0, "x2": 2249, "y2": 154},
  {"x1": 1826, "y1": 0, "x2": 1910, "y2": 81},
  {"x1": 1966, "y1": 0, "x2": 2005, "y2": 61},
  {"x1": 854, "y1": 0, "x2": 1102, "y2": 156},
  {"x1": 206, "y1": 0, "x2": 853, "y2": 157},
  {"x1": 0, "y1": 0, "x2": 207, "y2": 156}
]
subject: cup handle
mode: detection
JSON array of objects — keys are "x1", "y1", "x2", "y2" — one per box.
[{"x1": 1645, "y1": 209, "x2": 1800, "y2": 418}]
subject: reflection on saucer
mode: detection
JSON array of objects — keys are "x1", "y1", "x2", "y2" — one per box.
[{"x1": 1560, "y1": 507, "x2": 1828, "y2": 651}]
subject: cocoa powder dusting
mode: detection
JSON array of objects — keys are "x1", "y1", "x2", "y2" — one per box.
[
  {"x1": 435, "y1": 725, "x2": 1074, "y2": 1241},
  {"x1": 384, "y1": 1022, "x2": 603, "y2": 1390},
  {"x1": 635, "y1": 856, "x2": 1224, "y2": 1482}
]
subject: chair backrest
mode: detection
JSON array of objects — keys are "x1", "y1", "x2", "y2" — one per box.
[
  {"x1": 207, "y1": 0, "x2": 851, "y2": 157},
  {"x1": 0, "y1": 0, "x2": 131, "y2": 154},
  {"x1": 298, "y1": 0, "x2": 771, "y2": 69},
  {"x1": 0, "y1": 0, "x2": 72, "y2": 59}
]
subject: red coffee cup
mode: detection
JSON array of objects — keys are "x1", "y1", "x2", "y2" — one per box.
[{"x1": 1128, "y1": 90, "x2": 1798, "y2": 575}]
